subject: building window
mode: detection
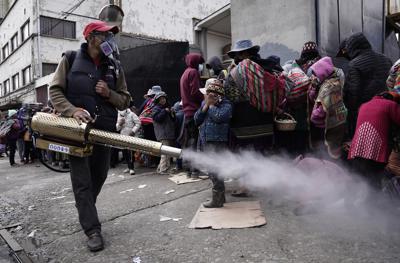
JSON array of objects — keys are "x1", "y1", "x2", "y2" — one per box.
[
  {"x1": 42, "y1": 63, "x2": 58, "y2": 76},
  {"x1": 21, "y1": 20, "x2": 30, "y2": 42},
  {"x1": 11, "y1": 33, "x2": 18, "y2": 51},
  {"x1": 2, "y1": 43, "x2": 9, "y2": 59},
  {"x1": 22, "y1": 66, "x2": 31, "y2": 86},
  {"x1": 40, "y1": 16, "x2": 76, "y2": 39},
  {"x1": 12, "y1": 73, "x2": 19, "y2": 91},
  {"x1": 4, "y1": 79, "x2": 10, "y2": 95}
]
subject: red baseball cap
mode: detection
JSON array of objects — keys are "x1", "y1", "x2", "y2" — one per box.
[{"x1": 83, "y1": 20, "x2": 119, "y2": 38}]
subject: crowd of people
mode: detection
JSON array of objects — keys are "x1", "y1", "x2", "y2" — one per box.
[
  {"x1": 0, "y1": 108, "x2": 36, "y2": 165},
  {"x1": 109, "y1": 32, "x2": 400, "y2": 210},
  {"x1": 1, "y1": 21, "x2": 400, "y2": 252}
]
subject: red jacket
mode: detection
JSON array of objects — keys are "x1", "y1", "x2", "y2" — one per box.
[
  {"x1": 349, "y1": 96, "x2": 400, "y2": 163},
  {"x1": 180, "y1": 53, "x2": 204, "y2": 118}
]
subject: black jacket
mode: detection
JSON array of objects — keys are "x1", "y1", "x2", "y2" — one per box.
[
  {"x1": 343, "y1": 33, "x2": 392, "y2": 112},
  {"x1": 343, "y1": 33, "x2": 392, "y2": 137},
  {"x1": 67, "y1": 43, "x2": 119, "y2": 132}
]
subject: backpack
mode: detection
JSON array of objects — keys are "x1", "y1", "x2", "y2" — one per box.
[
  {"x1": 63, "y1": 50, "x2": 77, "y2": 70},
  {"x1": 231, "y1": 59, "x2": 285, "y2": 113},
  {"x1": 284, "y1": 63, "x2": 311, "y2": 105},
  {"x1": 139, "y1": 99, "x2": 154, "y2": 125},
  {"x1": 263, "y1": 70, "x2": 286, "y2": 114}
]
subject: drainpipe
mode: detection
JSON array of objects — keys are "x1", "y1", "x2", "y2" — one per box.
[
  {"x1": 35, "y1": 0, "x2": 41, "y2": 78},
  {"x1": 315, "y1": 0, "x2": 319, "y2": 46},
  {"x1": 382, "y1": 0, "x2": 386, "y2": 53},
  {"x1": 35, "y1": 0, "x2": 41, "y2": 103}
]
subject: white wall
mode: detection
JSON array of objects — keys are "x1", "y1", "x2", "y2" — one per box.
[
  {"x1": 206, "y1": 32, "x2": 230, "y2": 60},
  {"x1": 231, "y1": 0, "x2": 316, "y2": 64},
  {"x1": 0, "y1": 0, "x2": 34, "y2": 86},
  {"x1": 122, "y1": 0, "x2": 229, "y2": 43},
  {"x1": 39, "y1": 0, "x2": 109, "y2": 65}
]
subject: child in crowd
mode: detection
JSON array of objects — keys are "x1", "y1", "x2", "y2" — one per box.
[
  {"x1": 152, "y1": 92, "x2": 176, "y2": 174},
  {"x1": 116, "y1": 102, "x2": 141, "y2": 175},
  {"x1": 139, "y1": 86, "x2": 163, "y2": 168},
  {"x1": 309, "y1": 56, "x2": 347, "y2": 158},
  {"x1": 194, "y1": 78, "x2": 232, "y2": 208}
]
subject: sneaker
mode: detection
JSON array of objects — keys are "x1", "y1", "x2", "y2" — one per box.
[
  {"x1": 129, "y1": 169, "x2": 135, "y2": 175},
  {"x1": 123, "y1": 168, "x2": 129, "y2": 173},
  {"x1": 87, "y1": 232, "x2": 104, "y2": 252}
]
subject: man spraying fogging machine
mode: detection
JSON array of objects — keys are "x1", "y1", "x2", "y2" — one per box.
[{"x1": 32, "y1": 20, "x2": 181, "y2": 252}]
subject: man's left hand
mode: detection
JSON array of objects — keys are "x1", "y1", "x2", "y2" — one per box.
[{"x1": 95, "y1": 80, "x2": 111, "y2": 98}]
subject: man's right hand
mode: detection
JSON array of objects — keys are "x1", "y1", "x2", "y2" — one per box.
[{"x1": 73, "y1": 109, "x2": 93, "y2": 124}]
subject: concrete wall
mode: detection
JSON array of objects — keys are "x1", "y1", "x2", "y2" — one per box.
[
  {"x1": 231, "y1": 0, "x2": 316, "y2": 64},
  {"x1": 122, "y1": 0, "x2": 229, "y2": 43},
  {"x1": 206, "y1": 32, "x2": 230, "y2": 60}
]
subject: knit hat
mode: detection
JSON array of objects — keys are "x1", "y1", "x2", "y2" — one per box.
[
  {"x1": 302, "y1": 41, "x2": 318, "y2": 54},
  {"x1": 310, "y1": 57, "x2": 334, "y2": 82},
  {"x1": 300, "y1": 41, "x2": 320, "y2": 62},
  {"x1": 201, "y1": 78, "x2": 224, "y2": 95}
]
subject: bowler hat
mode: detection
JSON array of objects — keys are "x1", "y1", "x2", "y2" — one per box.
[{"x1": 227, "y1": 40, "x2": 260, "y2": 58}]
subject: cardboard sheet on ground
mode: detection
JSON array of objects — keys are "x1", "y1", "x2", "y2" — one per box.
[
  {"x1": 168, "y1": 172, "x2": 204, "y2": 185},
  {"x1": 189, "y1": 201, "x2": 267, "y2": 229}
]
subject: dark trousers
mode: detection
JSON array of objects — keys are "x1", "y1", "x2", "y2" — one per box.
[
  {"x1": 351, "y1": 157, "x2": 386, "y2": 190},
  {"x1": 110, "y1": 148, "x2": 120, "y2": 168},
  {"x1": 24, "y1": 141, "x2": 35, "y2": 162},
  {"x1": 183, "y1": 117, "x2": 199, "y2": 173},
  {"x1": 8, "y1": 140, "x2": 17, "y2": 165},
  {"x1": 205, "y1": 142, "x2": 226, "y2": 192},
  {"x1": 69, "y1": 145, "x2": 111, "y2": 236},
  {"x1": 123, "y1": 149, "x2": 134, "y2": 170}
]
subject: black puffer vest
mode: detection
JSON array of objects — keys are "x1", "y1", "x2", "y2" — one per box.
[{"x1": 66, "y1": 43, "x2": 118, "y2": 132}]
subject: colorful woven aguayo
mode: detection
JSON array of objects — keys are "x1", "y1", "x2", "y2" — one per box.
[{"x1": 231, "y1": 59, "x2": 285, "y2": 113}]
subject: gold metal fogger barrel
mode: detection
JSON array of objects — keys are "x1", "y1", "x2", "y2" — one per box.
[{"x1": 31, "y1": 112, "x2": 182, "y2": 158}]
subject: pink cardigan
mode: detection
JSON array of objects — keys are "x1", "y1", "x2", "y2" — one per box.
[{"x1": 349, "y1": 96, "x2": 400, "y2": 163}]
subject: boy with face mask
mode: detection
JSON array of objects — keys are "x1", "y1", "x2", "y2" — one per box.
[
  {"x1": 194, "y1": 78, "x2": 232, "y2": 207},
  {"x1": 152, "y1": 91, "x2": 176, "y2": 174}
]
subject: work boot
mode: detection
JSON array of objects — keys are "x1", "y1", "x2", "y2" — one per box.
[
  {"x1": 87, "y1": 232, "x2": 104, "y2": 252},
  {"x1": 203, "y1": 190, "x2": 225, "y2": 208}
]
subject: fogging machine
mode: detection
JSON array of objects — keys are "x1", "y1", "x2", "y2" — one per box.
[{"x1": 31, "y1": 112, "x2": 182, "y2": 158}]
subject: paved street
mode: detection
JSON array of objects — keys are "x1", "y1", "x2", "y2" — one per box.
[{"x1": 1, "y1": 155, "x2": 400, "y2": 263}]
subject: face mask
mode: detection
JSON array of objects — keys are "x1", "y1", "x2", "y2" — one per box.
[
  {"x1": 99, "y1": 33, "x2": 118, "y2": 57},
  {"x1": 198, "y1": 64, "x2": 203, "y2": 73},
  {"x1": 209, "y1": 69, "x2": 215, "y2": 76}
]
